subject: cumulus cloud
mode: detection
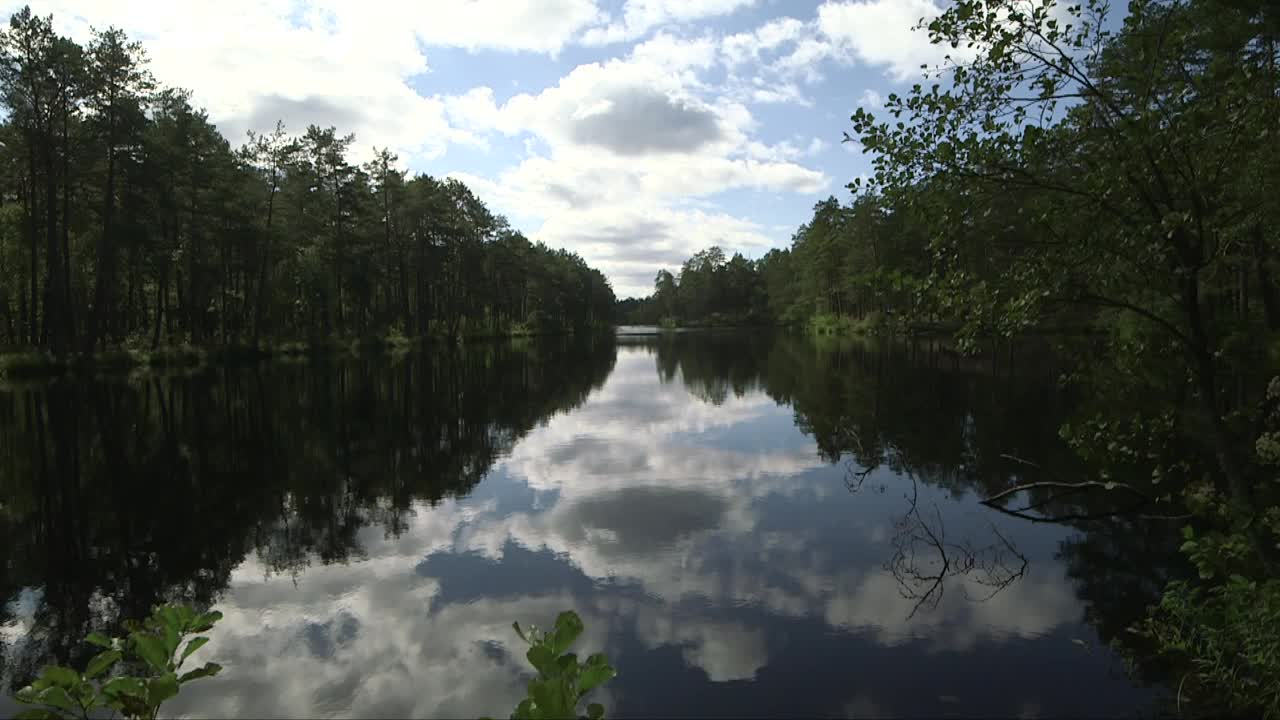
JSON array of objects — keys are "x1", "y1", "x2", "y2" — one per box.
[
  {"x1": 630, "y1": 31, "x2": 721, "y2": 73},
  {"x1": 410, "y1": 0, "x2": 604, "y2": 54},
  {"x1": 722, "y1": 17, "x2": 805, "y2": 66},
  {"x1": 859, "y1": 89, "x2": 886, "y2": 108},
  {"x1": 632, "y1": 606, "x2": 768, "y2": 682},
  {"x1": 816, "y1": 0, "x2": 953, "y2": 81},
  {"x1": 441, "y1": 42, "x2": 829, "y2": 296},
  {"x1": 12, "y1": 0, "x2": 484, "y2": 164},
  {"x1": 581, "y1": 0, "x2": 758, "y2": 45},
  {"x1": 567, "y1": 89, "x2": 725, "y2": 155}
]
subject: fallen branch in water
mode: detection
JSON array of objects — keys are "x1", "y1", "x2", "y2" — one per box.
[
  {"x1": 983, "y1": 479, "x2": 1149, "y2": 506},
  {"x1": 981, "y1": 454, "x2": 1157, "y2": 524},
  {"x1": 981, "y1": 501, "x2": 1153, "y2": 524}
]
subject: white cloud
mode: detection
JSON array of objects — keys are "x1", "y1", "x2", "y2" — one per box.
[
  {"x1": 443, "y1": 87, "x2": 515, "y2": 137},
  {"x1": 769, "y1": 36, "x2": 838, "y2": 84},
  {"x1": 859, "y1": 89, "x2": 885, "y2": 108},
  {"x1": 410, "y1": 0, "x2": 604, "y2": 54},
  {"x1": 722, "y1": 16, "x2": 805, "y2": 66},
  {"x1": 630, "y1": 31, "x2": 720, "y2": 74},
  {"x1": 816, "y1": 0, "x2": 951, "y2": 81},
  {"x1": 441, "y1": 39, "x2": 828, "y2": 297},
  {"x1": 748, "y1": 82, "x2": 812, "y2": 106},
  {"x1": 12, "y1": 0, "x2": 487, "y2": 164},
  {"x1": 634, "y1": 608, "x2": 768, "y2": 682},
  {"x1": 581, "y1": 0, "x2": 757, "y2": 45}
]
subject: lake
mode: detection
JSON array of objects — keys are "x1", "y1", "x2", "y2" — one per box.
[{"x1": 0, "y1": 331, "x2": 1173, "y2": 718}]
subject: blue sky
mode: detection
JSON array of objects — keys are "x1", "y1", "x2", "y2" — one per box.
[{"x1": 14, "y1": 0, "x2": 955, "y2": 297}]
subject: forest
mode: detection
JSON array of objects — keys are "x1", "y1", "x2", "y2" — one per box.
[
  {"x1": 621, "y1": 0, "x2": 1280, "y2": 715},
  {"x1": 0, "y1": 8, "x2": 616, "y2": 363}
]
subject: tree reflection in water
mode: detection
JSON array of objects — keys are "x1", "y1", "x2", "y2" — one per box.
[
  {"x1": 0, "y1": 332, "x2": 1178, "y2": 717},
  {"x1": 0, "y1": 336, "x2": 617, "y2": 694}
]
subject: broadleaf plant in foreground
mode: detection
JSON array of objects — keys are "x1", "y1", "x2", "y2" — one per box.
[
  {"x1": 13, "y1": 605, "x2": 617, "y2": 719},
  {"x1": 14, "y1": 603, "x2": 223, "y2": 720},
  {"x1": 506, "y1": 610, "x2": 617, "y2": 720}
]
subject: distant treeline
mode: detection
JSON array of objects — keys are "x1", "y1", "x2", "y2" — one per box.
[
  {"x1": 0, "y1": 7, "x2": 615, "y2": 357},
  {"x1": 615, "y1": 194, "x2": 944, "y2": 334}
]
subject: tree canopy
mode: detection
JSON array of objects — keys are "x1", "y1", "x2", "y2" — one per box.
[{"x1": 0, "y1": 7, "x2": 615, "y2": 357}]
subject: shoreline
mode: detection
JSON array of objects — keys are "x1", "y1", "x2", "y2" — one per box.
[{"x1": 0, "y1": 328, "x2": 613, "y2": 379}]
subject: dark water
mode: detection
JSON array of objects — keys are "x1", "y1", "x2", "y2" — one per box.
[{"x1": 0, "y1": 332, "x2": 1174, "y2": 718}]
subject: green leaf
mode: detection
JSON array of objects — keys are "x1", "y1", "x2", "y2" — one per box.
[
  {"x1": 512, "y1": 698, "x2": 535, "y2": 720},
  {"x1": 587, "y1": 702, "x2": 605, "y2": 720},
  {"x1": 157, "y1": 605, "x2": 181, "y2": 632},
  {"x1": 38, "y1": 666, "x2": 81, "y2": 689},
  {"x1": 72, "y1": 680, "x2": 96, "y2": 707},
  {"x1": 530, "y1": 679, "x2": 566, "y2": 718},
  {"x1": 190, "y1": 611, "x2": 223, "y2": 633},
  {"x1": 147, "y1": 673, "x2": 180, "y2": 706},
  {"x1": 158, "y1": 606, "x2": 182, "y2": 655},
  {"x1": 180, "y1": 636, "x2": 210, "y2": 664},
  {"x1": 178, "y1": 662, "x2": 223, "y2": 683},
  {"x1": 100, "y1": 677, "x2": 146, "y2": 701},
  {"x1": 527, "y1": 645, "x2": 556, "y2": 674},
  {"x1": 131, "y1": 633, "x2": 170, "y2": 672},
  {"x1": 35, "y1": 687, "x2": 77, "y2": 713},
  {"x1": 550, "y1": 611, "x2": 583, "y2": 655},
  {"x1": 15, "y1": 685, "x2": 40, "y2": 703},
  {"x1": 85, "y1": 650, "x2": 122, "y2": 679},
  {"x1": 85, "y1": 631, "x2": 114, "y2": 649},
  {"x1": 512, "y1": 621, "x2": 529, "y2": 644},
  {"x1": 578, "y1": 655, "x2": 616, "y2": 694}
]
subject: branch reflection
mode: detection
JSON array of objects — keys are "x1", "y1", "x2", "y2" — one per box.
[{"x1": 883, "y1": 477, "x2": 1029, "y2": 620}]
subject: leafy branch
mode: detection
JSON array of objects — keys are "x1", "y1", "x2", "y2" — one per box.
[
  {"x1": 14, "y1": 604, "x2": 223, "y2": 720},
  {"x1": 504, "y1": 611, "x2": 616, "y2": 720}
]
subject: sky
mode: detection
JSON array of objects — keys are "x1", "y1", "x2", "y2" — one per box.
[{"x1": 8, "y1": 0, "x2": 955, "y2": 298}]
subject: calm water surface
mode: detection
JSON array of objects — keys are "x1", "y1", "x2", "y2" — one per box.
[{"x1": 0, "y1": 333, "x2": 1171, "y2": 718}]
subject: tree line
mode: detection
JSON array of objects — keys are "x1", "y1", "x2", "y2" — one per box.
[
  {"x1": 616, "y1": 193, "x2": 937, "y2": 333},
  {"x1": 624, "y1": 0, "x2": 1280, "y2": 714},
  {"x1": 0, "y1": 7, "x2": 615, "y2": 358}
]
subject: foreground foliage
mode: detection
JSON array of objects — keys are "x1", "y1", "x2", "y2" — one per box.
[
  {"x1": 11, "y1": 604, "x2": 615, "y2": 720},
  {"x1": 14, "y1": 604, "x2": 223, "y2": 720},
  {"x1": 1133, "y1": 377, "x2": 1280, "y2": 717},
  {"x1": 507, "y1": 611, "x2": 616, "y2": 720}
]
